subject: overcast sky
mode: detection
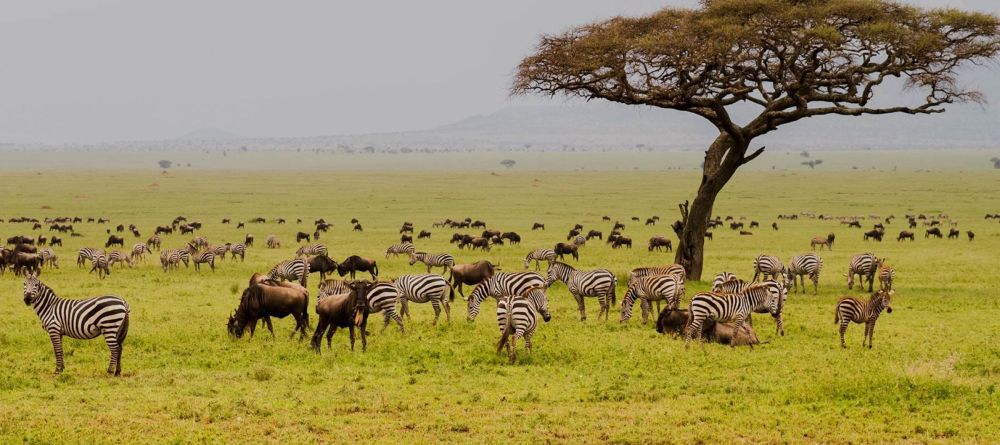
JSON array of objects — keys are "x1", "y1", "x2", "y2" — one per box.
[{"x1": 1, "y1": 0, "x2": 997, "y2": 143}]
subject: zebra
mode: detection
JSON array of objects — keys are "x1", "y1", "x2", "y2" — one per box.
[
  {"x1": 267, "y1": 258, "x2": 309, "y2": 287},
  {"x1": 392, "y1": 274, "x2": 454, "y2": 325},
  {"x1": 77, "y1": 248, "x2": 103, "y2": 268},
  {"x1": 835, "y1": 289, "x2": 894, "y2": 348},
  {"x1": 229, "y1": 243, "x2": 246, "y2": 262},
  {"x1": 621, "y1": 274, "x2": 685, "y2": 323},
  {"x1": 365, "y1": 282, "x2": 405, "y2": 333},
  {"x1": 385, "y1": 242, "x2": 415, "y2": 259},
  {"x1": 545, "y1": 261, "x2": 617, "y2": 321},
  {"x1": 318, "y1": 279, "x2": 349, "y2": 299},
  {"x1": 628, "y1": 264, "x2": 686, "y2": 283},
  {"x1": 107, "y1": 251, "x2": 134, "y2": 268},
  {"x1": 878, "y1": 263, "x2": 895, "y2": 291},
  {"x1": 190, "y1": 236, "x2": 209, "y2": 249},
  {"x1": 190, "y1": 249, "x2": 216, "y2": 272},
  {"x1": 22, "y1": 275, "x2": 130, "y2": 375},
  {"x1": 571, "y1": 235, "x2": 586, "y2": 246},
  {"x1": 711, "y1": 271, "x2": 738, "y2": 292},
  {"x1": 467, "y1": 272, "x2": 546, "y2": 321},
  {"x1": 685, "y1": 281, "x2": 785, "y2": 349},
  {"x1": 847, "y1": 253, "x2": 880, "y2": 292},
  {"x1": 752, "y1": 255, "x2": 785, "y2": 281},
  {"x1": 523, "y1": 248, "x2": 556, "y2": 271},
  {"x1": 146, "y1": 235, "x2": 161, "y2": 251},
  {"x1": 210, "y1": 244, "x2": 230, "y2": 260},
  {"x1": 39, "y1": 248, "x2": 59, "y2": 269},
  {"x1": 408, "y1": 252, "x2": 455, "y2": 274},
  {"x1": 130, "y1": 243, "x2": 150, "y2": 263},
  {"x1": 296, "y1": 243, "x2": 328, "y2": 258},
  {"x1": 496, "y1": 286, "x2": 551, "y2": 363},
  {"x1": 266, "y1": 235, "x2": 280, "y2": 249},
  {"x1": 159, "y1": 249, "x2": 183, "y2": 272},
  {"x1": 90, "y1": 252, "x2": 110, "y2": 279},
  {"x1": 787, "y1": 253, "x2": 823, "y2": 294},
  {"x1": 712, "y1": 279, "x2": 788, "y2": 336}
]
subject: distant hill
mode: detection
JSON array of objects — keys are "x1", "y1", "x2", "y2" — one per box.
[{"x1": 177, "y1": 128, "x2": 239, "y2": 141}]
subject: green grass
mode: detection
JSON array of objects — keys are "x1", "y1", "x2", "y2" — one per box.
[{"x1": 1, "y1": 156, "x2": 999, "y2": 443}]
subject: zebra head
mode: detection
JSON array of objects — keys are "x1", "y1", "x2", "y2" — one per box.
[
  {"x1": 408, "y1": 253, "x2": 422, "y2": 266},
  {"x1": 545, "y1": 262, "x2": 568, "y2": 286},
  {"x1": 22, "y1": 274, "x2": 42, "y2": 305},
  {"x1": 466, "y1": 283, "x2": 488, "y2": 322},
  {"x1": 524, "y1": 286, "x2": 551, "y2": 322},
  {"x1": 877, "y1": 289, "x2": 894, "y2": 314}
]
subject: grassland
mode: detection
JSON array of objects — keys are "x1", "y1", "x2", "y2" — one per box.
[{"x1": 1, "y1": 152, "x2": 999, "y2": 444}]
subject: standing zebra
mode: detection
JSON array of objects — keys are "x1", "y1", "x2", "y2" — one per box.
[
  {"x1": 467, "y1": 272, "x2": 546, "y2": 322},
  {"x1": 621, "y1": 274, "x2": 685, "y2": 323},
  {"x1": 571, "y1": 235, "x2": 587, "y2": 246},
  {"x1": 835, "y1": 289, "x2": 894, "y2": 348},
  {"x1": 393, "y1": 274, "x2": 453, "y2": 325},
  {"x1": 385, "y1": 242, "x2": 415, "y2": 259},
  {"x1": 712, "y1": 279, "x2": 788, "y2": 336},
  {"x1": 229, "y1": 243, "x2": 247, "y2": 262},
  {"x1": 160, "y1": 249, "x2": 182, "y2": 272},
  {"x1": 39, "y1": 248, "x2": 59, "y2": 269},
  {"x1": 878, "y1": 263, "x2": 895, "y2": 291},
  {"x1": 685, "y1": 282, "x2": 785, "y2": 349},
  {"x1": 752, "y1": 255, "x2": 784, "y2": 281},
  {"x1": 365, "y1": 282, "x2": 405, "y2": 333},
  {"x1": 296, "y1": 243, "x2": 328, "y2": 258},
  {"x1": 266, "y1": 235, "x2": 280, "y2": 249},
  {"x1": 496, "y1": 286, "x2": 552, "y2": 363},
  {"x1": 190, "y1": 236, "x2": 209, "y2": 249},
  {"x1": 523, "y1": 248, "x2": 556, "y2": 271},
  {"x1": 77, "y1": 248, "x2": 103, "y2": 268},
  {"x1": 628, "y1": 264, "x2": 686, "y2": 282},
  {"x1": 847, "y1": 253, "x2": 880, "y2": 292},
  {"x1": 787, "y1": 253, "x2": 823, "y2": 295},
  {"x1": 130, "y1": 243, "x2": 150, "y2": 263},
  {"x1": 711, "y1": 271, "x2": 738, "y2": 292},
  {"x1": 210, "y1": 244, "x2": 230, "y2": 260},
  {"x1": 146, "y1": 235, "x2": 161, "y2": 251},
  {"x1": 267, "y1": 258, "x2": 309, "y2": 287},
  {"x1": 90, "y1": 252, "x2": 110, "y2": 279},
  {"x1": 107, "y1": 251, "x2": 134, "y2": 268},
  {"x1": 408, "y1": 252, "x2": 455, "y2": 275},
  {"x1": 22, "y1": 275, "x2": 130, "y2": 375},
  {"x1": 545, "y1": 261, "x2": 617, "y2": 321},
  {"x1": 190, "y1": 249, "x2": 216, "y2": 272}
]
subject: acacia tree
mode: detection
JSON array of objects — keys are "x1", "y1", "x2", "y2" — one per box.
[{"x1": 513, "y1": 0, "x2": 999, "y2": 279}]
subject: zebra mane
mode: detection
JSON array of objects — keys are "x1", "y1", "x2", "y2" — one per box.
[{"x1": 550, "y1": 261, "x2": 574, "y2": 270}]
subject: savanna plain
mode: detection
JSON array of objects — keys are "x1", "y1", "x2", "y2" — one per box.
[{"x1": 1, "y1": 150, "x2": 999, "y2": 444}]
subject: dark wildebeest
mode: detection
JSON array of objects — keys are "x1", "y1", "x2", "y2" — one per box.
[
  {"x1": 613, "y1": 222, "x2": 625, "y2": 231},
  {"x1": 648, "y1": 236, "x2": 672, "y2": 252},
  {"x1": 554, "y1": 242, "x2": 579, "y2": 261},
  {"x1": 947, "y1": 228, "x2": 960, "y2": 239},
  {"x1": 705, "y1": 232, "x2": 713, "y2": 240},
  {"x1": 471, "y1": 220, "x2": 486, "y2": 229},
  {"x1": 350, "y1": 218, "x2": 359, "y2": 224},
  {"x1": 337, "y1": 255, "x2": 379, "y2": 280},
  {"x1": 401, "y1": 234, "x2": 413, "y2": 243},
  {"x1": 730, "y1": 222, "x2": 744, "y2": 230},
  {"x1": 13, "y1": 252, "x2": 44, "y2": 276},
  {"x1": 296, "y1": 232, "x2": 311, "y2": 243},
  {"x1": 179, "y1": 225, "x2": 195, "y2": 235},
  {"x1": 276, "y1": 218, "x2": 286, "y2": 224},
  {"x1": 500, "y1": 232, "x2": 520, "y2": 245},
  {"x1": 105, "y1": 235, "x2": 125, "y2": 248},
  {"x1": 655, "y1": 308, "x2": 760, "y2": 346},
  {"x1": 567, "y1": 229, "x2": 581, "y2": 240},
  {"x1": 864, "y1": 230, "x2": 883, "y2": 242},
  {"x1": 307, "y1": 255, "x2": 339, "y2": 281},
  {"x1": 418, "y1": 230, "x2": 432, "y2": 239},
  {"x1": 449, "y1": 261, "x2": 496, "y2": 300},
  {"x1": 631, "y1": 217, "x2": 641, "y2": 222},
  {"x1": 739, "y1": 231, "x2": 753, "y2": 236},
  {"x1": 847, "y1": 221, "x2": 861, "y2": 228},
  {"x1": 245, "y1": 234, "x2": 254, "y2": 247},
  {"x1": 237, "y1": 222, "x2": 245, "y2": 229},
  {"x1": 353, "y1": 223, "x2": 363, "y2": 232},
  {"x1": 155, "y1": 225, "x2": 173, "y2": 235},
  {"x1": 925, "y1": 227, "x2": 943, "y2": 238},
  {"x1": 466, "y1": 237, "x2": 490, "y2": 251},
  {"x1": 49, "y1": 236, "x2": 62, "y2": 247},
  {"x1": 221, "y1": 218, "x2": 230, "y2": 224},
  {"x1": 645, "y1": 218, "x2": 656, "y2": 226},
  {"x1": 612, "y1": 236, "x2": 633, "y2": 249},
  {"x1": 482, "y1": 229, "x2": 501, "y2": 239},
  {"x1": 586, "y1": 230, "x2": 602, "y2": 240},
  {"x1": 228, "y1": 274, "x2": 309, "y2": 340},
  {"x1": 311, "y1": 280, "x2": 373, "y2": 353},
  {"x1": 316, "y1": 222, "x2": 333, "y2": 232},
  {"x1": 772, "y1": 222, "x2": 779, "y2": 231},
  {"x1": 897, "y1": 230, "x2": 915, "y2": 241},
  {"x1": 115, "y1": 224, "x2": 124, "y2": 233},
  {"x1": 572, "y1": 224, "x2": 584, "y2": 231},
  {"x1": 602, "y1": 216, "x2": 612, "y2": 222},
  {"x1": 967, "y1": 231, "x2": 975, "y2": 241},
  {"x1": 400, "y1": 223, "x2": 414, "y2": 234},
  {"x1": 532, "y1": 222, "x2": 545, "y2": 231}
]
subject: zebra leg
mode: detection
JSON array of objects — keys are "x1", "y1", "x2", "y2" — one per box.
[
  {"x1": 684, "y1": 317, "x2": 703, "y2": 350},
  {"x1": 431, "y1": 300, "x2": 441, "y2": 325},
  {"x1": 839, "y1": 320, "x2": 850, "y2": 348},
  {"x1": 102, "y1": 330, "x2": 121, "y2": 375},
  {"x1": 381, "y1": 312, "x2": 392, "y2": 333},
  {"x1": 443, "y1": 297, "x2": 451, "y2": 323},
  {"x1": 574, "y1": 294, "x2": 586, "y2": 321},
  {"x1": 509, "y1": 333, "x2": 521, "y2": 364},
  {"x1": 640, "y1": 299, "x2": 651, "y2": 324},
  {"x1": 401, "y1": 298, "x2": 411, "y2": 321},
  {"x1": 49, "y1": 332, "x2": 65, "y2": 374},
  {"x1": 524, "y1": 332, "x2": 533, "y2": 355},
  {"x1": 732, "y1": 315, "x2": 748, "y2": 349},
  {"x1": 812, "y1": 274, "x2": 819, "y2": 295}
]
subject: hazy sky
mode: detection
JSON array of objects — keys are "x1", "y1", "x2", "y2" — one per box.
[{"x1": 1, "y1": 0, "x2": 997, "y2": 143}]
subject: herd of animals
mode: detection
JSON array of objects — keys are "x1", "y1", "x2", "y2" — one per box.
[{"x1": 1, "y1": 210, "x2": 983, "y2": 374}]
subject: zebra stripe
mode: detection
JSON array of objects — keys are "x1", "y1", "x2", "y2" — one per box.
[
  {"x1": 847, "y1": 253, "x2": 879, "y2": 291},
  {"x1": 496, "y1": 287, "x2": 551, "y2": 363},
  {"x1": 146, "y1": 235, "x2": 161, "y2": 251},
  {"x1": 130, "y1": 244, "x2": 149, "y2": 262},
  {"x1": 318, "y1": 279, "x2": 348, "y2": 299},
  {"x1": 210, "y1": 244, "x2": 230, "y2": 259},
  {"x1": 296, "y1": 243, "x2": 328, "y2": 258},
  {"x1": 267, "y1": 259, "x2": 309, "y2": 287},
  {"x1": 393, "y1": 274, "x2": 453, "y2": 325},
  {"x1": 39, "y1": 248, "x2": 59, "y2": 269},
  {"x1": 628, "y1": 264, "x2": 686, "y2": 283},
  {"x1": 878, "y1": 264, "x2": 895, "y2": 291},
  {"x1": 22, "y1": 276, "x2": 130, "y2": 375},
  {"x1": 408, "y1": 252, "x2": 455, "y2": 274},
  {"x1": 523, "y1": 249, "x2": 557, "y2": 271},
  {"x1": 711, "y1": 272, "x2": 738, "y2": 292},
  {"x1": 266, "y1": 235, "x2": 280, "y2": 249},
  {"x1": 191, "y1": 251, "x2": 216, "y2": 272},
  {"x1": 366, "y1": 282, "x2": 405, "y2": 333},
  {"x1": 107, "y1": 251, "x2": 133, "y2": 268},
  {"x1": 229, "y1": 243, "x2": 246, "y2": 261},
  {"x1": 385, "y1": 242, "x2": 416, "y2": 259},
  {"x1": 836, "y1": 290, "x2": 893, "y2": 348},
  {"x1": 77, "y1": 248, "x2": 103, "y2": 268},
  {"x1": 90, "y1": 253, "x2": 110, "y2": 279},
  {"x1": 685, "y1": 282, "x2": 785, "y2": 348},
  {"x1": 621, "y1": 274, "x2": 684, "y2": 323},
  {"x1": 712, "y1": 279, "x2": 787, "y2": 336},
  {"x1": 753, "y1": 255, "x2": 785, "y2": 281},
  {"x1": 467, "y1": 272, "x2": 545, "y2": 321},
  {"x1": 546, "y1": 261, "x2": 617, "y2": 321},
  {"x1": 787, "y1": 253, "x2": 823, "y2": 295}
]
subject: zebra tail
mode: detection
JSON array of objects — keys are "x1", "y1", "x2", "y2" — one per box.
[
  {"x1": 610, "y1": 275, "x2": 618, "y2": 305},
  {"x1": 497, "y1": 308, "x2": 514, "y2": 355}
]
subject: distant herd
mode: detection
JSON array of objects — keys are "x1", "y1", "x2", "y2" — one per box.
[{"x1": 2, "y1": 209, "x2": 990, "y2": 373}]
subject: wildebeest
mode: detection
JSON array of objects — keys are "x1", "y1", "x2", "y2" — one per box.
[
  {"x1": 471, "y1": 220, "x2": 486, "y2": 229},
  {"x1": 296, "y1": 232, "x2": 311, "y2": 243},
  {"x1": 245, "y1": 234, "x2": 254, "y2": 247},
  {"x1": 567, "y1": 229, "x2": 581, "y2": 240},
  {"x1": 730, "y1": 222, "x2": 744, "y2": 230},
  {"x1": 400, "y1": 223, "x2": 414, "y2": 234},
  {"x1": 947, "y1": 228, "x2": 960, "y2": 239},
  {"x1": 449, "y1": 260, "x2": 496, "y2": 300},
  {"x1": 49, "y1": 236, "x2": 62, "y2": 247},
  {"x1": 612, "y1": 236, "x2": 633, "y2": 249},
  {"x1": 705, "y1": 232, "x2": 713, "y2": 240},
  {"x1": 586, "y1": 230, "x2": 602, "y2": 240},
  {"x1": 353, "y1": 223, "x2": 363, "y2": 232},
  {"x1": 532, "y1": 222, "x2": 545, "y2": 231},
  {"x1": 739, "y1": 230, "x2": 753, "y2": 236},
  {"x1": 155, "y1": 225, "x2": 173, "y2": 235},
  {"x1": 613, "y1": 221, "x2": 625, "y2": 231},
  {"x1": 772, "y1": 222, "x2": 778, "y2": 231},
  {"x1": 967, "y1": 231, "x2": 975, "y2": 241},
  {"x1": 655, "y1": 308, "x2": 760, "y2": 346},
  {"x1": 237, "y1": 222, "x2": 245, "y2": 229},
  {"x1": 13, "y1": 252, "x2": 44, "y2": 276},
  {"x1": 337, "y1": 255, "x2": 379, "y2": 280},
  {"x1": 645, "y1": 218, "x2": 656, "y2": 226},
  {"x1": 311, "y1": 280, "x2": 373, "y2": 353},
  {"x1": 749, "y1": 221, "x2": 759, "y2": 229},
  {"x1": 811, "y1": 233, "x2": 835, "y2": 250},
  {"x1": 401, "y1": 234, "x2": 413, "y2": 243},
  {"x1": 105, "y1": 235, "x2": 125, "y2": 248},
  {"x1": 228, "y1": 274, "x2": 310, "y2": 340},
  {"x1": 500, "y1": 232, "x2": 521, "y2": 245},
  {"x1": 482, "y1": 229, "x2": 501, "y2": 239},
  {"x1": 306, "y1": 255, "x2": 339, "y2": 281},
  {"x1": 897, "y1": 230, "x2": 915, "y2": 241},
  {"x1": 648, "y1": 236, "x2": 672, "y2": 252},
  {"x1": 554, "y1": 242, "x2": 579, "y2": 261},
  {"x1": 925, "y1": 227, "x2": 943, "y2": 238},
  {"x1": 418, "y1": 230, "x2": 432, "y2": 239},
  {"x1": 863, "y1": 229, "x2": 884, "y2": 242},
  {"x1": 316, "y1": 222, "x2": 333, "y2": 232}
]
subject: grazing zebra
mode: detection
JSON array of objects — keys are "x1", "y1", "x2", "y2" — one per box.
[
  {"x1": 130, "y1": 243, "x2": 150, "y2": 262},
  {"x1": 847, "y1": 253, "x2": 880, "y2": 292},
  {"x1": 467, "y1": 272, "x2": 546, "y2": 321},
  {"x1": 190, "y1": 236, "x2": 209, "y2": 249},
  {"x1": 393, "y1": 274, "x2": 454, "y2": 325},
  {"x1": 787, "y1": 253, "x2": 823, "y2": 295},
  {"x1": 77, "y1": 248, "x2": 103, "y2": 268},
  {"x1": 365, "y1": 282, "x2": 405, "y2": 333},
  {"x1": 107, "y1": 251, "x2": 133, "y2": 268},
  {"x1": 296, "y1": 243, "x2": 328, "y2": 258},
  {"x1": 190, "y1": 250, "x2": 216, "y2": 272},
  {"x1": 90, "y1": 252, "x2": 110, "y2": 279},
  {"x1": 408, "y1": 252, "x2": 455, "y2": 274},
  {"x1": 229, "y1": 243, "x2": 246, "y2": 261},
  {"x1": 523, "y1": 248, "x2": 557, "y2": 271},
  {"x1": 318, "y1": 279, "x2": 348, "y2": 299},
  {"x1": 496, "y1": 287, "x2": 552, "y2": 363},
  {"x1": 711, "y1": 272, "x2": 738, "y2": 292},
  {"x1": 545, "y1": 262, "x2": 617, "y2": 321},
  {"x1": 22, "y1": 275, "x2": 130, "y2": 375},
  {"x1": 266, "y1": 235, "x2": 280, "y2": 249},
  {"x1": 385, "y1": 242, "x2": 415, "y2": 259},
  {"x1": 267, "y1": 258, "x2": 309, "y2": 287},
  {"x1": 628, "y1": 264, "x2": 686, "y2": 282},
  {"x1": 752, "y1": 255, "x2": 785, "y2": 281},
  {"x1": 146, "y1": 235, "x2": 161, "y2": 251},
  {"x1": 210, "y1": 244, "x2": 230, "y2": 260},
  {"x1": 571, "y1": 235, "x2": 586, "y2": 246},
  {"x1": 159, "y1": 249, "x2": 182, "y2": 272},
  {"x1": 878, "y1": 263, "x2": 895, "y2": 291},
  {"x1": 685, "y1": 282, "x2": 785, "y2": 349},
  {"x1": 712, "y1": 279, "x2": 788, "y2": 336},
  {"x1": 621, "y1": 274, "x2": 685, "y2": 323},
  {"x1": 835, "y1": 290, "x2": 894, "y2": 348},
  {"x1": 39, "y1": 248, "x2": 59, "y2": 269}
]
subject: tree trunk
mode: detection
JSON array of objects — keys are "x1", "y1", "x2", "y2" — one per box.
[{"x1": 674, "y1": 133, "x2": 748, "y2": 281}]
